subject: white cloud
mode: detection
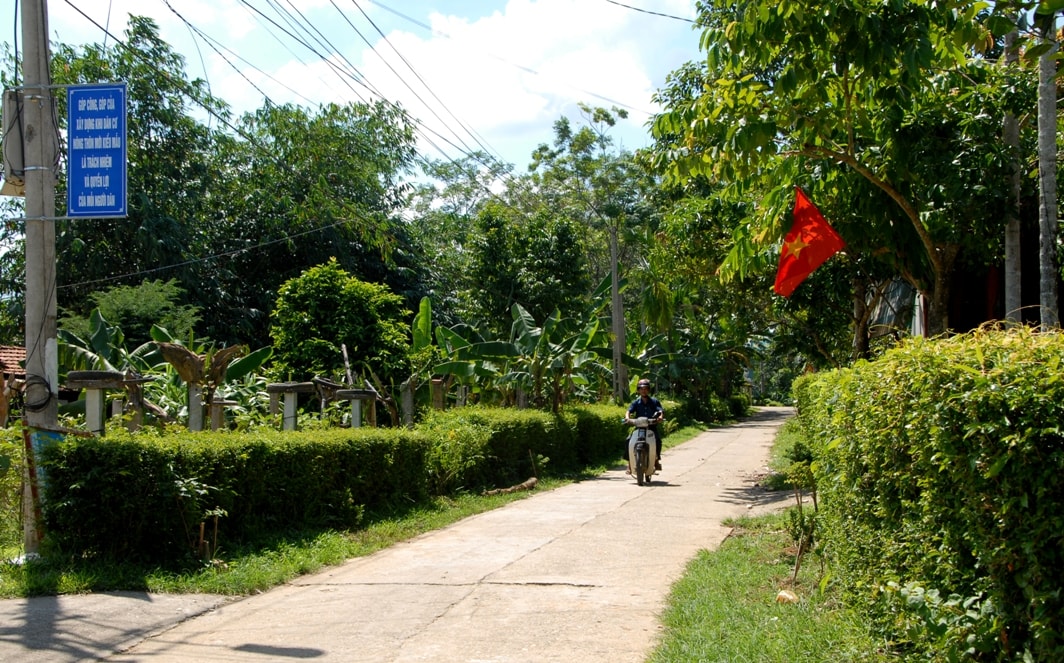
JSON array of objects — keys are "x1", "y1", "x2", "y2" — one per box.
[{"x1": 40, "y1": 0, "x2": 701, "y2": 167}]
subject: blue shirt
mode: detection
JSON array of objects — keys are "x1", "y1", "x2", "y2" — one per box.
[{"x1": 628, "y1": 395, "x2": 663, "y2": 421}]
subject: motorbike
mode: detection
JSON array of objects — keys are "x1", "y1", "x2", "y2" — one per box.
[{"x1": 624, "y1": 416, "x2": 659, "y2": 486}]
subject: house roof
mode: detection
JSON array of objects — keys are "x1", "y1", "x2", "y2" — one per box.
[{"x1": 0, "y1": 345, "x2": 26, "y2": 378}]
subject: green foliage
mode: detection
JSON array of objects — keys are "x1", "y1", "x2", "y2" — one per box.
[
  {"x1": 882, "y1": 582, "x2": 1002, "y2": 662},
  {"x1": 795, "y1": 327, "x2": 1064, "y2": 660},
  {"x1": 60, "y1": 280, "x2": 199, "y2": 348},
  {"x1": 24, "y1": 403, "x2": 627, "y2": 567},
  {"x1": 467, "y1": 203, "x2": 592, "y2": 334},
  {"x1": 652, "y1": 1, "x2": 1037, "y2": 336},
  {"x1": 40, "y1": 427, "x2": 430, "y2": 564},
  {"x1": 435, "y1": 301, "x2": 615, "y2": 411},
  {"x1": 57, "y1": 308, "x2": 161, "y2": 378},
  {"x1": 270, "y1": 259, "x2": 411, "y2": 386},
  {"x1": 419, "y1": 405, "x2": 621, "y2": 494},
  {"x1": 204, "y1": 100, "x2": 422, "y2": 346},
  {"x1": 0, "y1": 428, "x2": 20, "y2": 551}
]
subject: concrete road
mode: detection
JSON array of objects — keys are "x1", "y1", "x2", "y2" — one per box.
[{"x1": 0, "y1": 406, "x2": 794, "y2": 662}]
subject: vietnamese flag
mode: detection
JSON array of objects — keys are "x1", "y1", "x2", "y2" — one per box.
[{"x1": 773, "y1": 187, "x2": 846, "y2": 297}]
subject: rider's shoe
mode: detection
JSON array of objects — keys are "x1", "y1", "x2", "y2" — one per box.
[
  {"x1": 625, "y1": 467, "x2": 632, "y2": 475},
  {"x1": 655, "y1": 460, "x2": 662, "y2": 471}
]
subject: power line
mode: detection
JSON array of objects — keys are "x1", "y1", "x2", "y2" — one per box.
[
  {"x1": 343, "y1": 0, "x2": 502, "y2": 165},
  {"x1": 603, "y1": 0, "x2": 697, "y2": 24},
  {"x1": 363, "y1": 0, "x2": 656, "y2": 117}
]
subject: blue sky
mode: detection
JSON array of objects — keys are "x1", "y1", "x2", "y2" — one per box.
[{"x1": 28, "y1": 0, "x2": 701, "y2": 169}]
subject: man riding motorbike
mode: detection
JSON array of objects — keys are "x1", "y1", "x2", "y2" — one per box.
[{"x1": 626, "y1": 378, "x2": 664, "y2": 471}]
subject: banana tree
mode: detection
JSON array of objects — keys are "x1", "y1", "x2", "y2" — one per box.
[
  {"x1": 57, "y1": 308, "x2": 160, "y2": 378},
  {"x1": 435, "y1": 303, "x2": 617, "y2": 412}
]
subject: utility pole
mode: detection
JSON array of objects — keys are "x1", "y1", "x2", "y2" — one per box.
[{"x1": 20, "y1": 0, "x2": 58, "y2": 555}]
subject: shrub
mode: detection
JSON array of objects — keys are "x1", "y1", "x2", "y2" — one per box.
[
  {"x1": 420, "y1": 405, "x2": 623, "y2": 493},
  {"x1": 40, "y1": 427, "x2": 429, "y2": 563},
  {"x1": 30, "y1": 403, "x2": 629, "y2": 565},
  {"x1": 796, "y1": 328, "x2": 1064, "y2": 660}
]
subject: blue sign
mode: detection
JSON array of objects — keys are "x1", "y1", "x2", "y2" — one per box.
[{"x1": 67, "y1": 83, "x2": 127, "y2": 218}]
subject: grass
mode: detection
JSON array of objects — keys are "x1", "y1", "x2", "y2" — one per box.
[
  {"x1": 647, "y1": 513, "x2": 894, "y2": 662},
  {"x1": 1, "y1": 415, "x2": 892, "y2": 661}
]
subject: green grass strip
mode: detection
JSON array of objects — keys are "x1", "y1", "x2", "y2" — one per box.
[{"x1": 648, "y1": 512, "x2": 894, "y2": 663}]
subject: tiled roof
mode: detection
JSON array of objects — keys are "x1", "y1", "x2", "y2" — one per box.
[{"x1": 0, "y1": 345, "x2": 26, "y2": 377}]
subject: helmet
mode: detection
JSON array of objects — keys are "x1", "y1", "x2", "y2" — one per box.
[{"x1": 637, "y1": 379, "x2": 651, "y2": 390}]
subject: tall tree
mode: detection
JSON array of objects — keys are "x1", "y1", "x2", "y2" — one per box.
[
  {"x1": 1001, "y1": 12, "x2": 1024, "y2": 324},
  {"x1": 406, "y1": 152, "x2": 513, "y2": 327},
  {"x1": 201, "y1": 100, "x2": 421, "y2": 345},
  {"x1": 527, "y1": 104, "x2": 656, "y2": 399},
  {"x1": 653, "y1": 0, "x2": 1007, "y2": 336},
  {"x1": 466, "y1": 201, "x2": 591, "y2": 336}
]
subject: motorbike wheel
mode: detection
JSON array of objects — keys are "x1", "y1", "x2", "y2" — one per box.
[{"x1": 635, "y1": 447, "x2": 647, "y2": 486}]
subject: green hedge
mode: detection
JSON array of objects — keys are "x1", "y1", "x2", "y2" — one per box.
[
  {"x1": 34, "y1": 404, "x2": 627, "y2": 564},
  {"x1": 794, "y1": 328, "x2": 1064, "y2": 660},
  {"x1": 41, "y1": 428, "x2": 429, "y2": 563},
  {"x1": 419, "y1": 404, "x2": 626, "y2": 494}
]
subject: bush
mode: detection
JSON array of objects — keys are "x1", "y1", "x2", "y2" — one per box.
[
  {"x1": 795, "y1": 328, "x2": 1064, "y2": 660},
  {"x1": 40, "y1": 427, "x2": 429, "y2": 563},
  {"x1": 420, "y1": 404, "x2": 625, "y2": 494},
  {"x1": 31, "y1": 403, "x2": 628, "y2": 565}
]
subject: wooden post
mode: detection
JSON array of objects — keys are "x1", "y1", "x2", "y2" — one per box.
[{"x1": 431, "y1": 378, "x2": 445, "y2": 410}]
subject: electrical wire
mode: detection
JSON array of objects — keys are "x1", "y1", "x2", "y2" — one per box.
[
  {"x1": 363, "y1": 0, "x2": 655, "y2": 116},
  {"x1": 344, "y1": 0, "x2": 504, "y2": 166},
  {"x1": 163, "y1": 0, "x2": 304, "y2": 107},
  {"x1": 240, "y1": 0, "x2": 372, "y2": 103},
  {"x1": 231, "y1": 0, "x2": 480, "y2": 161},
  {"x1": 603, "y1": 0, "x2": 697, "y2": 24}
]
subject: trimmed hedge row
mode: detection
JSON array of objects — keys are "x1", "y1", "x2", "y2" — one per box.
[
  {"x1": 37, "y1": 404, "x2": 628, "y2": 564},
  {"x1": 793, "y1": 328, "x2": 1064, "y2": 660},
  {"x1": 420, "y1": 404, "x2": 627, "y2": 493},
  {"x1": 42, "y1": 427, "x2": 429, "y2": 563}
]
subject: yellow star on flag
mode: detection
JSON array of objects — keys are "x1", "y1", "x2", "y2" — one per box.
[{"x1": 784, "y1": 236, "x2": 809, "y2": 259}]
